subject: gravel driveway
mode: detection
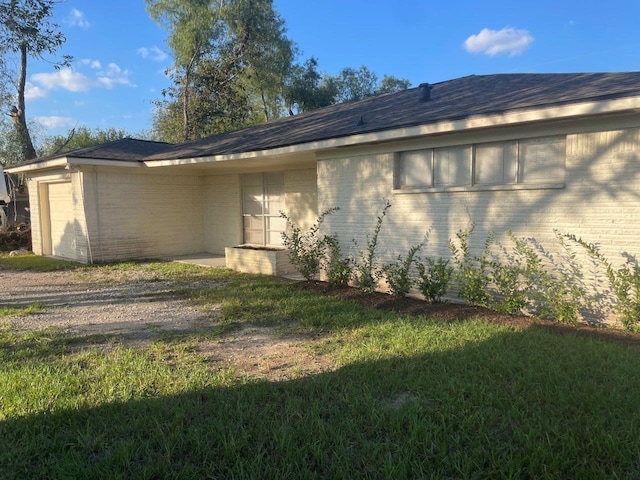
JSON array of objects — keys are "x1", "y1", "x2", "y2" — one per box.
[{"x1": 0, "y1": 266, "x2": 334, "y2": 380}]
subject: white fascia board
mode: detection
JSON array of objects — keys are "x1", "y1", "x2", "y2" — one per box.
[
  {"x1": 6, "y1": 156, "x2": 144, "y2": 173},
  {"x1": 5, "y1": 157, "x2": 69, "y2": 173},
  {"x1": 140, "y1": 95, "x2": 640, "y2": 168},
  {"x1": 66, "y1": 157, "x2": 144, "y2": 168}
]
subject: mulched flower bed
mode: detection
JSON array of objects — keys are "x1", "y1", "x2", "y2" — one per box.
[{"x1": 295, "y1": 280, "x2": 640, "y2": 347}]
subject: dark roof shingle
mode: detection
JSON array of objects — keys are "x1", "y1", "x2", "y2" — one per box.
[{"x1": 146, "y1": 72, "x2": 640, "y2": 161}]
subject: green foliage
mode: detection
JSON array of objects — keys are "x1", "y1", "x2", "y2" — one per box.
[
  {"x1": 486, "y1": 231, "x2": 534, "y2": 315},
  {"x1": 147, "y1": 0, "x2": 295, "y2": 141},
  {"x1": 564, "y1": 233, "x2": 640, "y2": 330},
  {"x1": 353, "y1": 200, "x2": 391, "y2": 294},
  {"x1": 40, "y1": 126, "x2": 131, "y2": 156},
  {"x1": 283, "y1": 57, "x2": 338, "y2": 114},
  {"x1": 497, "y1": 232, "x2": 584, "y2": 324},
  {"x1": 610, "y1": 256, "x2": 640, "y2": 330},
  {"x1": 0, "y1": 301, "x2": 44, "y2": 317},
  {"x1": 323, "y1": 235, "x2": 352, "y2": 286},
  {"x1": 0, "y1": 0, "x2": 71, "y2": 161},
  {"x1": 0, "y1": 253, "x2": 79, "y2": 271},
  {"x1": 449, "y1": 224, "x2": 492, "y2": 306},
  {"x1": 415, "y1": 257, "x2": 453, "y2": 303},
  {"x1": 382, "y1": 243, "x2": 422, "y2": 297},
  {"x1": 533, "y1": 232, "x2": 587, "y2": 324},
  {"x1": 280, "y1": 207, "x2": 339, "y2": 281}
]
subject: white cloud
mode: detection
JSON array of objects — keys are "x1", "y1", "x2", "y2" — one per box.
[
  {"x1": 464, "y1": 27, "x2": 534, "y2": 56},
  {"x1": 24, "y1": 82, "x2": 46, "y2": 101},
  {"x1": 137, "y1": 46, "x2": 168, "y2": 62},
  {"x1": 80, "y1": 59, "x2": 102, "y2": 69},
  {"x1": 96, "y1": 63, "x2": 136, "y2": 89},
  {"x1": 66, "y1": 8, "x2": 90, "y2": 29},
  {"x1": 31, "y1": 68, "x2": 93, "y2": 92},
  {"x1": 30, "y1": 63, "x2": 136, "y2": 93},
  {"x1": 34, "y1": 116, "x2": 75, "y2": 129}
]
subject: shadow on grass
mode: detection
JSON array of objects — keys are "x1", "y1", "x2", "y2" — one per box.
[{"x1": 2, "y1": 326, "x2": 640, "y2": 479}]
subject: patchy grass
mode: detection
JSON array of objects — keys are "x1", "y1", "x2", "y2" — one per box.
[
  {"x1": 1, "y1": 262, "x2": 640, "y2": 478},
  {"x1": 0, "y1": 301, "x2": 44, "y2": 317},
  {"x1": 0, "y1": 253, "x2": 80, "y2": 271}
]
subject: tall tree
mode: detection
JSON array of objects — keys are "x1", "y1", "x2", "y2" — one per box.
[
  {"x1": 283, "y1": 57, "x2": 337, "y2": 115},
  {"x1": 147, "y1": 0, "x2": 295, "y2": 142},
  {"x1": 0, "y1": 0, "x2": 71, "y2": 161}
]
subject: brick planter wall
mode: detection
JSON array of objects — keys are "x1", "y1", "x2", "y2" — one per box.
[{"x1": 225, "y1": 247, "x2": 296, "y2": 276}]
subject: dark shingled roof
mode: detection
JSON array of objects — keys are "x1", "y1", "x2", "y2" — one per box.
[
  {"x1": 15, "y1": 138, "x2": 172, "y2": 167},
  {"x1": 13, "y1": 72, "x2": 640, "y2": 168},
  {"x1": 146, "y1": 72, "x2": 640, "y2": 161}
]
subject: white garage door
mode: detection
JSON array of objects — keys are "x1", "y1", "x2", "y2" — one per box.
[{"x1": 47, "y1": 182, "x2": 76, "y2": 260}]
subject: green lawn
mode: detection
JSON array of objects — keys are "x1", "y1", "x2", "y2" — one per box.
[{"x1": 1, "y1": 257, "x2": 639, "y2": 478}]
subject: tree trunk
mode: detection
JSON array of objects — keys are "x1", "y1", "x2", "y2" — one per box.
[{"x1": 10, "y1": 44, "x2": 37, "y2": 160}]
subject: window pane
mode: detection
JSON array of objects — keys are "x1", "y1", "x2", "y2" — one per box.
[
  {"x1": 242, "y1": 185, "x2": 263, "y2": 215},
  {"x1": 475, "y1": 142, "x2": 517, "y2": 185},
  {"x1": 243, "y1": 216, "x2": 264, "y2": 244},
  {"x1": 265, "y1": 171, "x2": 284, "y2": 185},
  {"x1": 519, "y1": 137, "x2": 565, "y2": 183},
  {"x1": 397, "y1": 150, "x2": 432, "y2": 188},
  {"x1": 241, "y1": 173, "x2": 263, "y2": 187},
  {"x1": 265, "y1": 184, "x2": 284, "y2": 215},
  {"x1": 266, "y1": 216, "x2": 286, "y2": 246},
  {"x1": 434, "y1": 146, "x2": 471, "y2": 186}
]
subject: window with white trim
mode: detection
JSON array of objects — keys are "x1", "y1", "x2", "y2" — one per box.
[
  {"x1": 241, "y1": 172, "x2": 286, "y2": 246},
  {"x1": 395, "y1": 135, "x2": 566, "y2": 191}
]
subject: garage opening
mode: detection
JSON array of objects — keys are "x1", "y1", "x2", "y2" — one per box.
[{"x1": 40, "y1": 181, "x2": 76, "y2": 260}]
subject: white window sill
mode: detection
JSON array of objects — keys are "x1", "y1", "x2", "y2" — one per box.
[{"x1": 392, "y1": 183, "x2": 566, "y2": 194}]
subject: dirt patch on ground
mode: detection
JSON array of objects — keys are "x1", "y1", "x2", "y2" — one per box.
[{"x1": 0, "y1": 269, "x2": 335, "y2": 381}]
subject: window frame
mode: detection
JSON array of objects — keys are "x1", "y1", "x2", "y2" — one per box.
[
  {"x1": 241, "y1": 172, "x2": 285, "y2": 247},
  {"x1": 394, "y1": 135, "x2": 566, "y2": 193}
]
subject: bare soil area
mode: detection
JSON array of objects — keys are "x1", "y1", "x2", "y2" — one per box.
[{"x1": 0, "y1": 268, "x2": 333, "y2": 381}]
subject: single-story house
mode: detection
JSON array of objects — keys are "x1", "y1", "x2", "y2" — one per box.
[{"x1": 8, "y1": 72, "x2": 640, "y2": 288}]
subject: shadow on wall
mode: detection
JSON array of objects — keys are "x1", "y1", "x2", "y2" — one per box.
[{"x1": 1, "y1": 325, "x2": 639, "y2": 477}]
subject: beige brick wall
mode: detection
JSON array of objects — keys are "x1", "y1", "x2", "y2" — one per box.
[
  {"x1": 317, "y1": 123, "x2": 640, "y2": 318},
  {"x1": 224, "y1": 246, "x2": 296, "y2": 275},
  {"x1": 284, "y1": 168, "x2": 318, "y2": 230},
  {"x1": 204, "y1": 174, "x2": 242, "y2": 254},
  {"x1": 82, "y1": 169, "x2": 205, "y2": 262}
]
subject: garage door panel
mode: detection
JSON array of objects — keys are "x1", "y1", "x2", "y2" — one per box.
[{"x1": 48, "y1": 182, "x2": 76, "y2": 259}]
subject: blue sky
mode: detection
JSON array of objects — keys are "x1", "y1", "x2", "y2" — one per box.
[{"x1": 22, "y1": 0, "x2": 640, "y2": 138}]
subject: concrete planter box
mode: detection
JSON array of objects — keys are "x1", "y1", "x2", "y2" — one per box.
[{"x1": 225, "y1": 246, "x2": 296, "y2": 276}]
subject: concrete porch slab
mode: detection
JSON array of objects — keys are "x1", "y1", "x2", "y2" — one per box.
[{"x1": 167, "y1": 253, "x2": 226, "y2": 268}]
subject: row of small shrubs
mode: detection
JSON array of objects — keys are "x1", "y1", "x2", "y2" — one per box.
[{"x1": 281, "y1": 203, "x2": 640, "y2": 330}]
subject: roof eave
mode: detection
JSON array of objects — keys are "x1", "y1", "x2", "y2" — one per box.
[
  {"x1": 144, "y1": 95, "x2": 640, "y2": 167},
  {"x1": 6, "y1": 156, "x2": 145, "y2": 174}
]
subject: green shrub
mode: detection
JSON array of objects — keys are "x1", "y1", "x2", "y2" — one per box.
[
  {"x1": 415, "y1": 256, "x2": 453, "y2": 303},
  {"x1": 353, "y1": 200, "x2": 391, "y2": 294},
  {"x1": 449, "y1": 224, "x2": 492, "y2": 306},
  {"x1": 565, "y1": 233, "x2": 640, "y2": 330},
  {"x1": 323, "y1": 235, "x2": 352, "y2": 286},
  {"x1": 487, "y1": 231, "x2": 536, "y2": 315},
  {"x1": 510, "y1": 232, "x2": 585, "y2": 324},
  {"x1": 280, "y1": 207, "x2": 339, "y2": 281},
  {"x1": 382, "y1": 243, "x2": 423, "y2": 297}
]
